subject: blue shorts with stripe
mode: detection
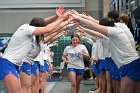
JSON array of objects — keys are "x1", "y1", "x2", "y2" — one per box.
[
  {"x1": 109, "y1": 58, "x2": 121, "y2": 80},
  {"x1": 0, "y1": 58, "x2": 20, "y2": 80},
  {"x1": 20, "y1": 62, "x2": 31, "y2": 76},
  {"x1": 31, "y1": 61, "x2": 39, "y2": 76},
  {"x1": 119, "y1": 58, "x2": 140, "y2": 81},
  {"x1": 44, "y1": 60, "x2": 49, "y2": 72},
  {"x1": 39, "y1": 60, "x2": 49, "y2": 73},
  {"x1": 92, "y1": 62, "x2": 100, "y2": 76},
  {"x1": 98, "y1": 59, "x2": 107, "y2": 73}
]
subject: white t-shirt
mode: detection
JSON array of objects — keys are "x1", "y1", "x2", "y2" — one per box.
[
  {"x1": 2, "y1": 24, "x2": 36, "y2": 66},
  {"x1": 92, "y1": 38, "x2": 99, "y2": 59},
  {"x1": 34, "y1": 41, "x2": 45, "y2": 66},
  {"x1": 49, "y1": 51, "x2": 54, "y2": 63},
  {"x1": 43, "y1": 44, "x2": 50, "y2": 61},
  {"x1": 101, "y1": 36, "x2": 111, "y2": 58},
  {"x1": 63, "y1": 44, "x2": 89, "y2": 69},
  {"x1": 85, "y1": 38, "x2": 96, "y2": 59},
  {"x1": 82, "y1": 36, "x2": 95, "y2": 59},
  {"x1": 115, "y1": 23, "x2": 136, "y2": 50},
  {"x1": 22, "y1": 36, "x2": 40, "y2": 65},
  {"x1": 107, "y1": 26, "x2": 139, "y2": 68}
]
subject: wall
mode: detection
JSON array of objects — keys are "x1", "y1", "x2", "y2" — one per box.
[
  {"x1": 103, "y1": 0, "x2": 111, "y2": 17},
  {"x1": 0, "y1": 0, "x2": 103, "y2": 34}
]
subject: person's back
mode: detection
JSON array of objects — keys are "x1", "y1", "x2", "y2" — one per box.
[
  {"x1": 115, "y1": 23, "x2": 136, "y2": 50},
  {"x1": 2, "y1": 24, "x2": 36, "y2": 66}
]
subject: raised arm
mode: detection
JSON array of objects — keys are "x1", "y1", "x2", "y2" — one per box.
[
  {"x1": 71, "y1": 9, "x2": 99, "y2": 23},
  {"x1": 78, "y1": 14, "x2": 99, "y2": 24},
  {"x1": 33, "y1": 12, "x2": 69, "y2": 35},
  {"x1": 78, "y1": 26, "x2": 104, "y2": 38},
  {"x1": 44, "y1": 6, "x2": 65, "y2": 24},
  {"x1": 80, "y1": 35, "x2": 95, "y2": 45},
  {"x1": 71, "y1": 14, "x2": 108, "y2": 37},
  {"x1": 44, "y1": 32, "x2": 58, "y2": 43}
]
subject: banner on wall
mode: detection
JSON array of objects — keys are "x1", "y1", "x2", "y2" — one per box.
[{"x1": 0, "y1": 0, "x2": 85, "y2": 8}]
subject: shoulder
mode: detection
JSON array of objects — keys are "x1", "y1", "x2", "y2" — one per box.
[
  {"x1": 19, "y1": 24, "x2": 36, "y2": 35},
  {"x1": 78, "y1": 44, "x2": 85, "y2": 47},
  {"x1": 78, "y1": 44, "x2": 87, "y2": 49},
  {"x1": 107, "y1": 26, "x2": 118, "y2": 36}
]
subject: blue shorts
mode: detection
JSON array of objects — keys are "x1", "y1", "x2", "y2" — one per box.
[
  {"x1": 44, "y1": 60, "x2": 49, "y2": 72},
  {"x1": 105, "y1": 57, "x2": 112, "y2": 71},
  {"x1": 39, "y1": 61, "x2": 48, "y2": 73},
  {"x1": 98, "y1": 59, "x2": 107, "y2": 73},
  {"x1": 109, "y1": 59, "x2": 121, "y2": 80},
  {"x1": 0, "y1": 58, "x2": 20, "y2": 80},
  {"x1": 92, "y1": 62, "x2": 100, "y2": 76},
  {"x1": 68, "y1": 68, "x2": 85, "y2": 76},
  {"x1": 119, "y1": 58, "x2": 140, "y2": 81},
  {"x1": 31, "y1": 61, "x2": 39, "y2": 76},
  {"x1": 20, "y1": 62, "x2": 31, "y2": 76}
]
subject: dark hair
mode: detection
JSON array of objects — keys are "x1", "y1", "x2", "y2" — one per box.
[
  {"x1": 29, "y1": 17, "x2": 46, "y2": 46},
  {"x1": 71, "y1": 34, "x2": 80, "y2": 39},
  {"x1": 119, "y1": 13, "x2": 129, "y2": 25},
  {"x1": 99, "y1": 17, "x2": 115, "y2": 27},
  {"x1": 108, "y1": 10, "x2": 120, "y2": 22},
  {"x1": 29, "y1": 17, "x2": 46, "y2": 27}
]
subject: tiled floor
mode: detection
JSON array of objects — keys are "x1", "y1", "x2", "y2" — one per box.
[
  {"x1": 46, "y1": 77, "x2": 95, "y2": 93},
  {"x1": 0, "y1": 80, "x2": 6, "y2": 93},
  {"x1": 0, "y1": 77, "x2": 95, "y2": 93}
]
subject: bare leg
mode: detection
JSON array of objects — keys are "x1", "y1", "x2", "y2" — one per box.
[
  {"x1": 38, "y1": 71, "x2": 44, "y2": 93},
  {"x1": 76, "y1": 75, "x2": 83, "y2": 93},
  {"x1": 96, "y1": 73, "x2": 102, "y2": 93},
  {"x1": 106, "y1": 71, "x2": 112, "y2": 93},
  {"x1": 112, "y1": 80, "x2": 116, "y2": 93},
  {"x1": 135, "y1": 82, "x2": 140, "y2": 93},
  {"x1": 68, "y1": 72, "x2": 77, "y2": 93},
  {"x1": 120, "y1": 76, "x2": 136, "y2": 93},
  {"x1": 96, "y1": 76, "x2": 99, "y2": 89},
  {"x1": 19, "y1": 71, "x2": 31, "y2": 93},
  {"x1": 31, "y1": 71, "x2": 39, "y2": 93},
  {"x1": 41, "y1": 71, "x2": 48, "y2": 93},
  {"x1": 100, "y1": 71, "x2": 107, "y2": 93},
  {"x1": 3, "y1": 73, "x2": 23, "y2": 93},
  {"x1": 115, "y1": 80, "x2": 120, "y2": 93}
]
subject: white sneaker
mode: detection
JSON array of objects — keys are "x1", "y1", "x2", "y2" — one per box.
[{"x1": 89, "y1": 77, "x2": 93, "y2": 80}]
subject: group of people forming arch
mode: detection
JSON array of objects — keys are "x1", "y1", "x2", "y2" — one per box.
[{"x1": 0, "y1": 6, "x2": 140, "y2": 93}]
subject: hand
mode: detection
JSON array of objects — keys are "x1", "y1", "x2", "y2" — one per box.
[
  {"x1": 52, "y1": 40, "x2": 58, "y2": 44},
  {"x1": 62, "y1": 30, "x2": 67, "y2": 36},
  {"x1": 52, "y1": 42, "x2": 58, "y2": 46},
  {"x1": 68, "y1": 16, "x2": 75, "y2": 24},
  {"x1": 93, "y1": 57, "x2": 99, "y2": 62},
  {"x1": 56, "y1": 6, "x2": 64, "y2": 17},
  {"x1": 70, "y1": 14, "x2": 81, "y2": 20},
  {"x1": 71, "y1": 9, "x2": 79, "y2": 15},
  {"x1": 63, "y1": 60, "x2": 69, "y2": 64},
  {"x1": 76, "y1": 26, "x2": 84, "y2": 33},
  {"x1": 61, "y1": 11, "x2": 70, "y2": 21}
]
